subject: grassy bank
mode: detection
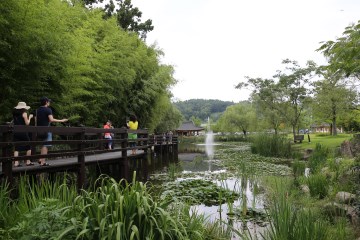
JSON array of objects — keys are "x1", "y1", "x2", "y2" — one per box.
[{"x1": 291, "y1": 133, "x2": 353, "y2": 150}]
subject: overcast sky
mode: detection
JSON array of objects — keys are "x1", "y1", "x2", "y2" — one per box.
[{"x1": 131, "y1": 0, "x2": 360, "y2": 102}]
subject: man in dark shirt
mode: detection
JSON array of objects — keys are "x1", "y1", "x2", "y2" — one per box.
[{"x1": 36, "y1": 97, "x2": 68, "y2": 166}]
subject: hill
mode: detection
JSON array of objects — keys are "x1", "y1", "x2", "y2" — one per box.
[{"x1": 174, "y1": 99, "x2": 234, "y2": 121}]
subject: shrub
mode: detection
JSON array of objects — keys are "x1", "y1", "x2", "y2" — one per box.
[
  {"x1": 292, "y1": 161, "x2": 306, "y2": 178},
  {"x1": 263, "y1": 178, "x2": 329, "y2": 240},
  {"x1": 250, "y1": 133, "x2": 292, "y2": 158},
  {"x1": 307, "y1": 174, "x2": 328, "y2": 199},
  {"x1": 308, "y1": 143, "x2": 329, "y2": 173}
]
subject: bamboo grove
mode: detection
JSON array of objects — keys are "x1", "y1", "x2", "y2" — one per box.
[{"x1": 0, "y1": 0, "x2": 183, "y2": 131}]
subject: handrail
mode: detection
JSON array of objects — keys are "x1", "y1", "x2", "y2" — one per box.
[{"x1": 0, "y1": 125, "x2": 178, "y2": 164}]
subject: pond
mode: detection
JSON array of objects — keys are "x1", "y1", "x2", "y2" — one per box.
[{"x1": 149, "y1": 140, "x2": 277, "y2": 239}]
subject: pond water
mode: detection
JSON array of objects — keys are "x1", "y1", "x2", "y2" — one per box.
[{"x1": 150, "y1": 141, "x2": 269, "y2": 239}]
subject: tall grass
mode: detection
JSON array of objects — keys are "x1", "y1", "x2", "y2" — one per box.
[
  {"x1": 250, "y1": 133, "x2": 292, "y2": 158},
  {"x1": 307, "y1": 174, "x2": 328, "y2": 199},
  {"x1": 292, "y1": 161, "x2": 306, "y2": 178},
  {"x1": 262, "y1": 178, "x2": 329, "y2": 240},
  {"x1": 0, "y1": 181, "x2": 11, "y2": 229},
  {"x1": 168, "y1": 162, "x2": 182, "y2": 181},
  {"x1": 308, "y1": 143, "x2": 329, "y2": 173},
  {"x1": 1, "y1": 174, "x2": 230, "y2": 240}
]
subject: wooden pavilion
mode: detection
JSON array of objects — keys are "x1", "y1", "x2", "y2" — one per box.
[{"x1": 175, "y1": 121, "x2": 205, "y2": 136}]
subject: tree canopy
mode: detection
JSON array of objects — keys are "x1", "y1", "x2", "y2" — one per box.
[
  {"x1": 318, "y1": 20, "x2": 360, "y2": 79},
  {"x1": 174, "y1": 99, "x2": 234, "y2": 122},
  {"x1": 0, "y1": 0, "x2": 180, "y2": 132}
]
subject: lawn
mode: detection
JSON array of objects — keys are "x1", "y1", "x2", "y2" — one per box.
[{"x1": 290, "y1": 133, "x2": 353, "y2": 150}]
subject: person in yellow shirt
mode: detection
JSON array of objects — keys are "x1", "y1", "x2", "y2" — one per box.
[{"x1": 127, "y1": 114, "x2": 138, "y2": 155}]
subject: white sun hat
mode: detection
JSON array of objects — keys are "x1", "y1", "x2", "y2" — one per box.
[{"x1": 14, "y1": 102, "x2": 30, "y2": 110}]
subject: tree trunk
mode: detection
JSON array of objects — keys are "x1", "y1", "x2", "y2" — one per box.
[
  {"x1": 331, "y1": 100, "x2": 337, "y2": 136},
  {"x1": 292, "y1": 125, "x2": 296, "y2": 142},
  {"x1": 242, "y1": 129, "x2": 247, "y2": 136}
]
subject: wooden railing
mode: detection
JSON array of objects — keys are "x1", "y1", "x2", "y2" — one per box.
[{"x1": 0, "y1": 124, "x2": 178, "y2": 187}]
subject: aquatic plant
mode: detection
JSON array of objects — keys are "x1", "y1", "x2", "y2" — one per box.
[
  {"x1": 168, "y1": 162, "x2": 183, "y2": 181},
  {"x1": 161, "y1": 179, "x2": 239, "y2": 206},
  {"x1": 262, "y1": 178, "x2": 329, "y2": 240},
  {"x1": 0, "y1": 181, "x2": 11, "y2": 229},
  {"x1": 292, "y1": 160, "x2": 306, "y2": 178},
  {"x1": 250, "y1": 133, "x2": 292, "y2": 158},
  {"x1": 307, "y1": 173, "x2": 328, "y2": 199},
  {"x1": 1, "y1": 173, "x2": 232, "y2": 240},
  {"x1": 308, "y1": 143, "x2": 329, "y2": 173}
]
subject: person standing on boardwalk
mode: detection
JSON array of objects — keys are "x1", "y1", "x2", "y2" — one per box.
[
  {"x1": 12, "y1": 102, "x2": 34, "y2": 167},
  {"x1": 127, "y1": 114, "x2": 138, "y2": 155},
  {"x1": 103, "y1": 120, "x2": 113, "y2": 150},
  {"x1": 35, "y1": 97, "x2": 68, "y2": 166}
]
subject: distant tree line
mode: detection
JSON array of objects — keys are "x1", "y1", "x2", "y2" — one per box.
[
  {"x1": 174, "y1": 99, "x2": 234, "y2": 122},
  {"x1": 0, "y1": 0, "x2": 182, "y2": 132}
]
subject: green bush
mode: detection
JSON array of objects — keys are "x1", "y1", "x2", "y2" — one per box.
[
  {"x1": 1, "y1": 174, "x2": 230, "y2": 240},
  {"x1": 307, "y1": 174, "x2": 328, "y2": 199},
  {"x1": 263, "y1": 178, "x2": 329, "y2": 240},
  {"x1": 250, "y1": 133, "x2": 292, "y2": 158},
  {"x1": 292, "y1": 161, "x2": 306, "y2": 178},
  {"x1": 308, "y1": 143, "x2": 329, "y2": 173}
]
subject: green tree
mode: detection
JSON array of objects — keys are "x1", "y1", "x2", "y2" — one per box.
[
  {"x1": 0, "y1": 0, "x2": 72, "y2": 122},
  {"x1": 216, "y1": 101, "x2": 256, "y2": 136},
  {"x1": 0, "y1": 0, "x2": 176, "y2": 131},
  {"x1": 174, "y1": 99, "x2": 234, "y2": 121},
  {"x1": 237, "y1": 59, "x2": 317, "y2": 140},
  {"x1": 317, "y1": 20, "x2": 360, "y2": 78},
  {"x1": 312, "y1": 72, "x2": 357, "y2": 135}
]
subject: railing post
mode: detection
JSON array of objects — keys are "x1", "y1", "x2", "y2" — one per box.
[
  {"x1": 142, "y1": 132, "x2": 149, "y2": 182},
  {"x1": 77, "y1": 128, "x2": 86, "y2": 190},
  {"x1": 174, "y1": 136, "x2": 179, "y2": 163},
  {"x1": 121, "y1": 131, "x2": 129, "y2": 181},
  {"x1": 2, "y1": 124, "x2": 14, "y2": 187}
]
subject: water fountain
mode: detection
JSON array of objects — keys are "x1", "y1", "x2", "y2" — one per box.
[{"x1": 205, "y1": 117, "x2": 214, "y2": 161}]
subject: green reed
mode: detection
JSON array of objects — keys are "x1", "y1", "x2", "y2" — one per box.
[
  {"x1": 292, "y1": 160, "x2": 306, "y2": 178},
  {"x1": 307, "y1": 173, "x2": 328, "y2": 199},
  {"x1": 262, "y1": 177, "x2": 329, "y2": 240},
  {"x1": 0, "y1": 173, "x2": 230, "y2": 239},
  {"x1": 250, "y1": 133, "x2": 292, "y2": 158},
  {"x1": 308, "y1": 143, "x2": 329, "y2": 173}
]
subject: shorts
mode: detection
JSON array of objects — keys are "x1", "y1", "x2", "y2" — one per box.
[
  {"x1": 43, "y1": 132, "x2": 52, "y2": 147},
  {"x1": 128, "y1": 133, "x2": 137, "y2": 147}
]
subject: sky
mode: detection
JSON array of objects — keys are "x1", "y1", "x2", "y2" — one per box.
[{"x1": 130, "y1": 0, "x2": 360, "y2": 103}]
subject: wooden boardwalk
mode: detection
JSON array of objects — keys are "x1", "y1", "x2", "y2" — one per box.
[{"x1": 0, "y1": 124, "x2": 178, "y2": 188}]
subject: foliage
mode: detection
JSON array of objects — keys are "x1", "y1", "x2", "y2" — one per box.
[
  {"x1": 250, "y1": 133, "x2": 292, "y2": 158},
  {"x1": 174, "y1": 99, "x2": 234, "y2": 122},
  {"x1": 216, "y1": 101, "x2": 257, "y2": 135},
  {"x1": 312, "y1": 71, "x2": 357, "y2": 136},
  {"x1": 0, "y1": 0, "x2": 179, "y2": 132},
  {"x1": 8, "y1": 199, "x2": 74, "y2": 240},
  {"x1": 237, "y1": 59, "x2": 317, "y2": 138},
  {"x1": 160, "y1": 179, "x2": 239, "y2": 206},
  {"x1": 317, "y1": 20, "x2": 360, "y2": 78},
  {"x1": 115, "y1": 0, "x2": 154, "y2": 40},
  {"x1": 292, "y1": 161, "x2": 306, "y2": 178},
  {"x1": 307, "y1": 174, "x2": 328, "y2": 199},
  {"x1": 308, "y1": 143, "x2": 329, "y2": 173},
  {"x1": 262, "y1": 178, "x2": 329, "y2": 240},
  {"x1": 0, "y1": 175, "x2": 230, "y2": 240}
]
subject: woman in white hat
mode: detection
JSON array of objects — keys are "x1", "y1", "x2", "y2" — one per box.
[{"x1": 13, "y1": 102, "x2": 34, "y2": 167}]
